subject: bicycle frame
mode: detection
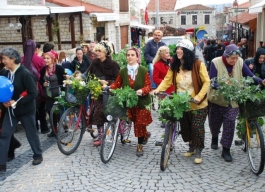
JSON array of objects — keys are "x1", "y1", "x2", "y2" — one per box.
[{"x1": 68, "y1": 99, "x2": 95, "y2": 132}]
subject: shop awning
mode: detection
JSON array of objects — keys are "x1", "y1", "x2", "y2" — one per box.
[
  {"x1": 49, "y1": 6, "x2": 85, "y2": 14},
  {"x1": 249, "y1": 0, "x2": 265, "y2": 14},
  {"x1": 130, "y1": 22, "x2": 155, "y2": 31},
  {"x1": 89, "y1": 13, "x2": 119, "y2": 22},
  {"x1": 0, "y1": 5, "x2": 50, "y2": 16}
]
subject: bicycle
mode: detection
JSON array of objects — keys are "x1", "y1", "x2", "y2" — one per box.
[
  {"x1": 155, "y1": 92, "x2": 194, "y2": 171},
  {"x1": 238, "y1": 100, "x2": 265, "y2": 175},
  {"x1": 49, "y1": 101, "x2": 67, "y2": 138},
  {"x1": 56, "y1": 91, "x2": 97, "y2": 155},
  {"x1": 100, "y1": 92, "x2": 132, "y2": 163}
]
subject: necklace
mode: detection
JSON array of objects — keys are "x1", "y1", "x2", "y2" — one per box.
[{"x1": 46, "y1": 65, "x2": 55, "y2": 76}]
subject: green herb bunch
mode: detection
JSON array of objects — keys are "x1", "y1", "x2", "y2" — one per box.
[
  {"x1": 158, "y1": 92, "x2": 191, "y2": 122},
  {"x1": 86, "y1": 76, "x2": 102, "y2": 100},
  {"x1": 212, "y1": 76, "x2": 264, "y2": 104},
  {"x1": 55, "y1": 91, "x2": 73, "y2": 108},
  {"x1": 111, "y1": 86, "x2": 138, "y2": 108}
]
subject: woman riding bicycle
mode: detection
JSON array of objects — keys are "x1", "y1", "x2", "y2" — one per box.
[
  {"x1": 153, "y1": 39, "x2": 210, "y2": 164},
  {"x1": 84, "y1": 41, "x2": 120, "y2": 146},
  {"x1": 105, "y1": 47, "x2": 152, "y2": 157}
]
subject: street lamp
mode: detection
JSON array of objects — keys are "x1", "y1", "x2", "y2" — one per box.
[{"x1": 233, "y1": 0, "x2": 238, "y2": 43}]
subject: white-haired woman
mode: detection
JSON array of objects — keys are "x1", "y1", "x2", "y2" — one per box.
[
  {"x1": 152, "y1": 46, "x2": 174, "y2": 127},
  {"x1": 153, "y1": 39, "x2": 210, "y2": 164},
  {"x1": 85, "y1": 41, "x2": 120, "y2": 146},
  {"x1": 0, "y1": 48, "x2": 43, "y2": 172}
]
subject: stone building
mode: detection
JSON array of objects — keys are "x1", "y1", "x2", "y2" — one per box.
[
  {"x1": 249, "y1": 0, "x2": 265, "y2": 50},
  {"x1": 175, "y1": 4, "x2": 216, "y2": 39},
  {"x1": 146, "y1": 0, "x2": 176, "y2": 28},
  {"x1": 0, "y1": 0, "x2": 130, "y2": 53}
]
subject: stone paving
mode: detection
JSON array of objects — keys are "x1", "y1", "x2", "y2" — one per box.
[
  {"x1": 1, "y1": 109, "x2": 265, "y2": 192},
  {"x1": 1, "y1": 49, "x2": 265, "y2": 191}
]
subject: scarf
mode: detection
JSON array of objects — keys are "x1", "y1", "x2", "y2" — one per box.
[{"x1": 127, "y1": 63, "x2": 139, "y2": 81}]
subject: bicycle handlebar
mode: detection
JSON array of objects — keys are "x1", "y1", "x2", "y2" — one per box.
[{"x1": 154, "y1": 92, "x2": 196, "y2": 104}]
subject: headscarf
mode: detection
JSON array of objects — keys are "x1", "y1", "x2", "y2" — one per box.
[
  {"x1": 99, "y1": 41, "x2": 112, "y2": 56},
  {"x1": 254, "y1": 48, "x2": 265, "y2": 64},
  {"x1": 22, "y1": 39, "x2": 39, "y2": 81},
  {"x1": 223, "y1": 44, "x2": 242, "y2": 57}
]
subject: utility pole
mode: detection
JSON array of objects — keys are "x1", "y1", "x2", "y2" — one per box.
[{"x1": 155, "y1": 0, "x2": 159, "y2": 29}]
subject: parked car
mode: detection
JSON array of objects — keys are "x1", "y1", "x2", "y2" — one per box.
[{"x1": 147, "y1": 36, "x2": 185, "y2": 46}]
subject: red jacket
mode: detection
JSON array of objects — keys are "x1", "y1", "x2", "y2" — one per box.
[{"x1": 153, "y1": 59, "x2": 174, "y2": 94}]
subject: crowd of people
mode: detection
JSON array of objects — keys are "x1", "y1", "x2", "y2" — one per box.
[{"x1": 1, "y1": 30, "x2": 265, "y2": 172}]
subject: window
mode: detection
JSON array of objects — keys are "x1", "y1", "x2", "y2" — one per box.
[
  {"x1": 169, "y1": 17, "x2": 173, "y2": 24},
  {"x1": 151, "y1": 17, "x2": 156, "y2": 25},
  {"x1": 204, "y1": 15, "x2": 210, "y2": 24},
  {"x1": 192, "y1": 15, "x2": 197, "y2": 25},
  {"x1": 119, "y1": 0, "x2": 129, "y2": 12},
  {"x1": 181, "y1": 15, "x2": 186, "y2": 25}
]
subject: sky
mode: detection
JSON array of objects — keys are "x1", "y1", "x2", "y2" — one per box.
[{"x1": 139, "y1": 0, "x2": 249, "y2": 9}]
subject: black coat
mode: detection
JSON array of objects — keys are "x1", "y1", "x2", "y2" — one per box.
[
  {"x1": 70, "y1": 55, "x2": 91, "y2": 73},
  {"x1": 39, "y1": 64, "x2": 65, "y2": 90},
  {"x1": 2, "y1": 65, "x2": 37, "y2": 116}
]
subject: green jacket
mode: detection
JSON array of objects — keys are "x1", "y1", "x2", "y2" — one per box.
[{"x1": 120, "y1": 66, "x2": 151, "y2": 109}]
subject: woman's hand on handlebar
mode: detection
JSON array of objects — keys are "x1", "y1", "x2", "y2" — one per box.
[
  {"x1": 192, "y1": 96, "x2": 200, "y2": 104},
  {"x1": 152, "y1": 89, "x2": 160, "y2": 95}
]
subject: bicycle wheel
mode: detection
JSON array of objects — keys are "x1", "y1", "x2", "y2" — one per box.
[
  {"x1": 160, "y1": 123, "x2": 173, "y2": 171},
  {"x1": 120, "y1": 120, "x2": 132, "y2": 144},
  {"x1": 57, "y1": 106, "x2": 86, "y2": 155},
  {"x1": 100, "y1": 121, "x2": 119, "y2": 163},
  {"x1": 246, "y1": 120, "x2": 265, "y2": 175},
  {"x1": 50, "y1": 102, "x2": 65, "y2": 138}
]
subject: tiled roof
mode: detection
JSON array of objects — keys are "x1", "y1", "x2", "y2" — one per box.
[
  {"x1": 147, "y1": 0, "x2": 176, "y2": 12},
  {"x1": 46, "y1": 0, "x2": 113, "y2": 14},
  {"x1": 229, "y1": 11, "x2": 257, "y2": 24},
  {"x1": 238, "y1": 1, "x2": 249, "y2": 8},
  {"x1": 176, "y1": 4, "x2": 214, "y2": 11}
]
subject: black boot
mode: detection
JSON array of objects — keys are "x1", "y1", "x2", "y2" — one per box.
[
  {"x1": 0, "y1": 165, "x2": 6, "y2": 172},
  {"x1": 221, "y1": 147, "x2": 233, "y2": 162},
  {"x1": 8, "y1": 135, "x2": 21, "y2": 162},
  {"x1": 211, "y1": 137, "x2": 218, "y2": 149}
]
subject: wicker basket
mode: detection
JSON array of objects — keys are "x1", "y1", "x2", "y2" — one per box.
[
  {"x1": 238, "y1": 100, "x2": 265, "y2": 118},
  {"x1": 103, "y1": 94, "x2": 127, "y2": 118},
  {"x1": 65, "y1": 85, "x2": 88, "y2": 105},
  {"x1": 160, "y1": 112, "x2": 178, "y2": 122}
]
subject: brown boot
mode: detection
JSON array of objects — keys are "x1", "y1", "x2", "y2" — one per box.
[{"x1": 136, "y1": 144, "x2": 143, "y2": 157}]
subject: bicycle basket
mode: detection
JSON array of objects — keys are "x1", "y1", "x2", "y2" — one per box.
[
  {"x1": 160, "y1": 112, "x2": 178, "y2": 122},
  {"x1": 238, "y1": 99, "x2": 265, "y2": 118},
  {"x1": 65, "y1": 85, "x2": 88, "y2": 105},
  {"x1": 104, "y1": 94, "x2": 127, "y2": 118}
]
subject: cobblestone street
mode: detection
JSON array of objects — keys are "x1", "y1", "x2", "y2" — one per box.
[
  {"x1": 1, "y1": 50, "x2": 265, "y2": 191},
  {"x1": 1, "y1": 109, "x2": 265, "y2": 192}
]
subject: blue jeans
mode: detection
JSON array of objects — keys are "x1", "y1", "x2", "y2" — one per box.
[
  {"x1": 148, "y1": 63, "x2": 157, "y2": 89},
  {"x1": 0, "y1": 112, "x2": 42, "y2": 165}
]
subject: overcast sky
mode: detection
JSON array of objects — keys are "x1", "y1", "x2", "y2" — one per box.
[{"x1": 139, "y1": 0, "x2": 249, "y2": 9}]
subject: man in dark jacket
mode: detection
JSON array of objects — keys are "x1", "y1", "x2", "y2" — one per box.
[
  {"x1": 203, "y1": 40, "x2": 212, "y2": 71},
  {"x1": 144, "y1": 30, "x2": 166, "y2": 89},
  {"x1": 0, "y1": 48, "x2": 43, "y2": 172}
]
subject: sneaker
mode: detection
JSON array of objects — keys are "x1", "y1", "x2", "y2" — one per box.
[
  {"x1": 136, "y1": 144, "x2": 143, "y2": 157},
  {"x1": 194, "y1": 149, "x2": 202, "y2": 164},
  {"x1": 143, "y1": 132, "x2": 151, "y2": 145},
  {"x1": 184, "y1": 144, "x2": 195, "y2": 157},
  {"x1": 32, "y1": 157, "x2": 43, "y2": 165}
]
